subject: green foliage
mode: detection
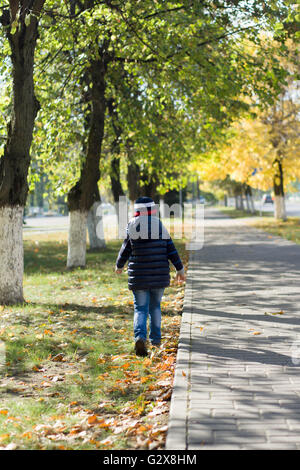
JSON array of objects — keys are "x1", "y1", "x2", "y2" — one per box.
[{"x1": 1, "y1": 0, "x2": 298, "y2": 199}]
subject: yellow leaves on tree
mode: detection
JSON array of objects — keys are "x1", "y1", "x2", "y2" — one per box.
[{"x1": 193, "y1": 40, "x2": 300, "y2": 199}]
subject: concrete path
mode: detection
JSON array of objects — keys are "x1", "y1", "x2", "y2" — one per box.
[{"x1": 166, "y1": 208, "x2": 300, "y2": 450}]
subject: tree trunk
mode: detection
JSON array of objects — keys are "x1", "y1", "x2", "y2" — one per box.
[
  {"x1": 107, "y1": 98, "x2": 125, "y2": 219},
  {"x1": 127, "y1": 157, "x2": 141, "y2": 217},
  {"x1": 244, "y1": 185, "x2": 251, "y2": 213},
  {"x1": 86, "y1": 184, "x2": 106, "y2": 251},
  {"x1": 67, "y1": 210, "x2": 88, "y2": 268},
  {"x1": 234, "y1": 192, "x2": 243, "y2": 210},
  {"x1": 87, "y1": 200, "x2": 106, "y2": 251},
  {"x1": 129, "y1": 200, "x2": 135, "y2": 218},
  {"x1": 0, "y1": 1, "x2": 45, "y2": 304},
  {"x1": 245, "y1": 185, "x2": 255, "y2": 213},
  {"x1": 142, "y1": 174, "x2": 158, "y2": 200},
  {"x1": 239, "y1": 194, "x2": 244, "y2": 211},
  {"x1": 233, "y1": 185, "x2": 243, "y2": 211},
  {"x1": 273, "y1": 159, "x2": 287, "y2": 221},
  {"x1": 67, "y1": 55, "x2": 108, "y2": 268},
  {"x1": 160, "y1": 197, "x2": 166, "y2": 218},
  {"x1": 0, "y1": 206, "x2": 24, "y2": 304},
  {"x1": 127, "y1": 160, "x2": 141, "y2": 200},
  {"x1": 110, "y1": 157, "x2": 125, "y2": 221},
  {"x1": 274, "y1": 194, "x2": 286, "y2": 220}
]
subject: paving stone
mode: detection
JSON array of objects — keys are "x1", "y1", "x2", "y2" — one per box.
[{"x1": 166, "y1": 209, "x2": 300, "y2": 450}]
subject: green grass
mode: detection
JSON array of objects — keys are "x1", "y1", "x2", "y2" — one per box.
[
  {"x1": 218, "y1": 206, "x2": 273, "y2": 218},
  {"x1": 251, "y1": 217, "x2": 300, "y2": 245},
  {"x1": 0, "y1": 236, "x2": 188, "y2": 450}
]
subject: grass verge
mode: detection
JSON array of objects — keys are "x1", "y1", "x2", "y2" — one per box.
[
  {"x1": 218, "y1": 206, "x2": 273, "y2": 218},
  {"x1": 251, "y1": 217, "x2": 300, "y2": 245},
  {"x1": 0, "y1": 235, "x2": 188, "y2": 450}
]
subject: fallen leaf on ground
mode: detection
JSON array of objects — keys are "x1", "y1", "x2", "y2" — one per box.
[
  {"x1": 264, "y1": 310, "x2": 284, "y2": 315},
  {"x1": 151, "y1": 425, "x2": 168, "y2": 437},
  {"x1": 52, "y1": 354, "x2": 64, "y2": 362},
  {"x1": 87, "y1": 415, "x2": 99, "y2": 425},
  {"x1": 4, "y1": 443, "x2": 17, "y2": 450}
]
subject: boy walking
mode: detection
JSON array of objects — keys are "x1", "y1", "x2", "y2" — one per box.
[{"x1": 115, "y1": 197, "x2": 185, "y2": 356}]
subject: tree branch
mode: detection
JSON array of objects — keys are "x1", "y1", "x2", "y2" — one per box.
[{"x1": 142, "y1": 6, "x2": 186, "y2": 20}]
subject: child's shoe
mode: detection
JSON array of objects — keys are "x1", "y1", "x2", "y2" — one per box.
[{"x1": 135, "y1": 338, "x2": 148, "y2": 357}]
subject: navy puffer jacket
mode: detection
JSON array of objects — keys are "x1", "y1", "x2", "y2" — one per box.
[{"x1": 116, "y1": 215, "x2": 183, "y2": 290}]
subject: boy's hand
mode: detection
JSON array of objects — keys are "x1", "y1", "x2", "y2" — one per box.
[
  {"x1": 115, "y1": 267, "x2": 123, "y2": 274},
  {"x1": 176, "y1": 272, "x2": 186, "y2": 283}
]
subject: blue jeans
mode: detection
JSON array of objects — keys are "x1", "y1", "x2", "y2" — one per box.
[{"x1": 132, "y1": 288, "x2": 165, "y2": 344}]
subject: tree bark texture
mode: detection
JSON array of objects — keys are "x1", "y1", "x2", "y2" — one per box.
[
  {"x1": 67, "y1": 55, "x2": 108, "y2": 267},
  {"x1": 68, "y1": 57, "x2": 107, "y2": 213},
  {"x1": 273, "y1": 159, "x2": 287, "y2": 220},
  {"x1": 0, "y1": 0, "x2": 45, "y2": 304}
]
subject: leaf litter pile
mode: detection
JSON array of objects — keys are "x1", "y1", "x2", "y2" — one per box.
[{"x1": 0, "y1": 237, "x2": 188, "y2": 450}]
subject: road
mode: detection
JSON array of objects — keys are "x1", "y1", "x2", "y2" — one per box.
[
  {"x1": 254, "y1": 200, "x2": 300, "y2": 217},
  {"x1": 23, "y1": 200, "x2": 300, "y2": 235},
  {"x1": 23, "y1": 214, "x2": 118, "y2": 235}
]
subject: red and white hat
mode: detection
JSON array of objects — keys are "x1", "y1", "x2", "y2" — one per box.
[{"x1": 134, "y1": 197, "x2": 157, "y2": 216}]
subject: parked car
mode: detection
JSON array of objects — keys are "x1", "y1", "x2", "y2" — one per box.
[
  {"x1": 199, "y1": 196, "x2": 206, "y2": 204},
  {"x1": 261, "y1": 194, "x2": 273, "y2": 204}
]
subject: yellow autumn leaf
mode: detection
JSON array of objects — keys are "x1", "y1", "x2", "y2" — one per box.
[
  {"x1": 43, "y1": 329, "x2": 54, "y2": 335},
  {"x1": 265, "y1": 310, "x2": 284, "y2": 315},
  {"x1": 87, "y1": 415, "x2": 99, "y2": 425},
  {"x1": 98, "y1": 421, "x2": 111, "y2": 429},
  {"x1": 140, "y1": 375, "x2": 153, "y2": 384}
]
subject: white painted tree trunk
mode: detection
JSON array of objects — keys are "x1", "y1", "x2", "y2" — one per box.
[
  {"x1": 117, "y1": 197, "x2": 129, "y2": 240},
  {"x1": 274, "y1": 195, "x2": 287, "y2": 220},
  {"x1": 114, "y1": 201, "x2": 122, "y2": 240},
  {"x1": 129, "y1": 200, "x2": 135, "y2": 218},
  {"x1": 159, "y1": 198, "x2": 166, "y2": 218},
  {"x1": 249, "y1": 194, "x2": 255, "y2": 213},
  {"x1": 87, "y1": 202, "x2": 106, "y2": 250},
  {"x1": 114, "y1": 201, "x2": 120, "y2": 223},
  {"x1": 0, "y1": 206, "x2": 24, "y2": 304},
  {"x1": 67, "y1": 210, "x2": 88, "y2": 269}
]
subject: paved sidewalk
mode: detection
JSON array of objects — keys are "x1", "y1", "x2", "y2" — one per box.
[{"x1": 166, "y1": 208, "x2": 300, "y2": 450}]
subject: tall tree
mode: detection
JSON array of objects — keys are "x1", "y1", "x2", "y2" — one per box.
[
  {"x1": 196, "y1": 76, "x2": 300, "y2": 219},
  {"x1": 0, "y1": 0, "x2": 45, "y2": 304},
  {"x1": 31, "y1": 0, "x2": 295, "y2": 267},
  {"x1": 107, "y1": 97, "x2": 125, "y2": 218},
  {"x1": 66, "y1": 49, "x2": 109, "y2": 267}
]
